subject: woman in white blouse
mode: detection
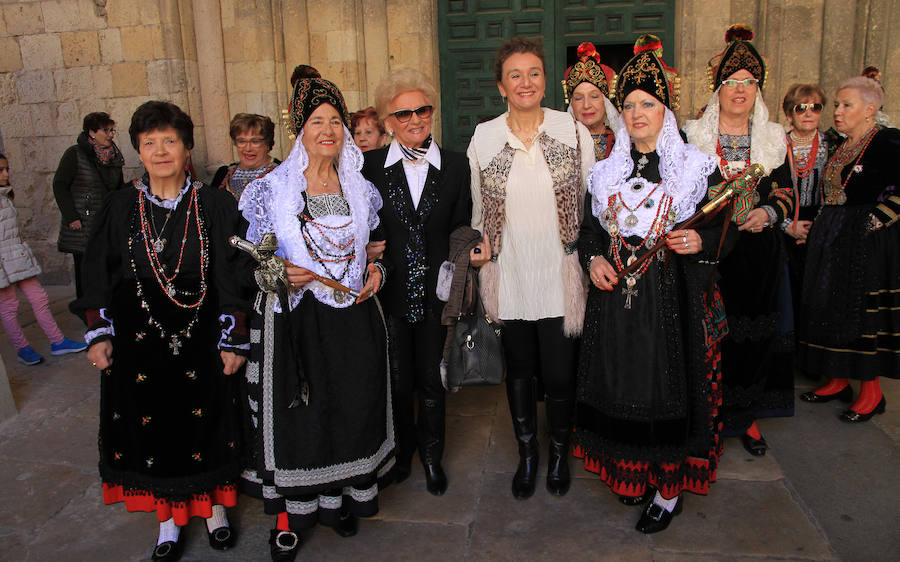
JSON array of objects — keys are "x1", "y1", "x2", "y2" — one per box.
[{"x1": 468, "y1": 37, "x2": 595, "y2": 499}]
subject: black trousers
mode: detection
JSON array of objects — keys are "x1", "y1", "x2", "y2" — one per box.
[
  {"x1": 72, "y1": 252, "x2": 84, "y2": 299},
  {"x1": 388, "y1": 310, "x2": 446, "y2": 465},
  {"x1": 502, "y1": 317, "x2": 578, "y2": 402}
]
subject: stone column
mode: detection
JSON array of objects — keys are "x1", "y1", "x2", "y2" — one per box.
[{"x1": 192, "y1": 0, "x2": 231, "y2": 176}]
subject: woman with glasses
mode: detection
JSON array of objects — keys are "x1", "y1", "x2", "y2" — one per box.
[
  {"x1": 780, "y1": 85, "x2": 829, "y2": 350},
  {"x1": 210, "y1": 113, "x2": 280, "y2": 200},
  {"x1": 798, "y1": 73, "x2": 899, "y2": 421},
  {"x1": 684, "y1": 24, "x2": 795, "y2": 458},
  {"x1": 53, "y1": 112, "x2": 125, "y2": 298},
  {"x1": 361, "y1": 68, "x2": 471, "y2": 495},
  {"x1": 468, "y1": 37, "x2": 595, "y2": 499}
]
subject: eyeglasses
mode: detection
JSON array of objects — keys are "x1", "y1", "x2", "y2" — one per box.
[
  {"x1": 389, "y1": 105, "x2": 433, "y2": 123},
  {"x1": 793, "y1": 103, "x2": 824, "y2": 115},
  {"x1": 102, "y1": 127, "x2": 116, "y2": 134},
  {"x1": 235, "y1": 138, "x2": 267, "y2": 148},
  {"x1": 721, "y1": 78, "x2": 759, "y2": 88}
]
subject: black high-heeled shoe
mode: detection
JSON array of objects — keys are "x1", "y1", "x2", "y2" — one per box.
[
  {"x1": 742, "y1": 433, "x2": 768, "y2": 456},
  {"x1": 636, "y1": 495, "x2": 683, "y2": 534},
  {"x1": 800, "y1": 385, "x2": 853, "y2": 404},
  {"x1": 840, "y1": 396, "x2": 886, "y2": 423}
]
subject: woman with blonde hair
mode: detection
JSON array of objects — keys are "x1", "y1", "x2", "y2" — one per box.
[{"x1": 362, "y1": 67, "x2": 471, "y2": 495}]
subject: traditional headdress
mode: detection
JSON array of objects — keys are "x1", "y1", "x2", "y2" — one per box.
[
  {"x1": 287, "y1": 75, "x2": 349, "y2": 135},
  {"x1": 614, "y1": 34, "x2": 680, "y2": 111},
  {"x1": 706, "y1": 24, "x2": 766, "y2": 91},
  {"x1": 562, "y1": 42, "x2": 616, "y2": 104},
  {"x1": 861, "y1": 65, "x2": 882, "y2": 84}
]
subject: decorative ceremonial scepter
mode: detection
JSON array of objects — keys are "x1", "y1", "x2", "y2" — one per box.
[
  {"x1": 616, "y1": 163, "x2": 765, "y2": 281},
  {"x1": 229, "y1": 232, "x2": 312, "y2": 407}
]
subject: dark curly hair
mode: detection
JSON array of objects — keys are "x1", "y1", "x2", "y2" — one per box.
[
  {"x1": 350, "y1": 107, "x2": 385, "y2": 135},
  {"x1": 128, "y1": 101, "x2": 194, "y2": 150},
  {"x1": 82, "y1": 112, "x2": 114, "y2": 134},
  {"x1": 493, "y1": 37, "x2": 546, "y2": 82}
]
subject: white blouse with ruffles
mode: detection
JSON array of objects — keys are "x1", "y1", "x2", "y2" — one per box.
[{"x1": 467, "y1": 108, "x2": 595, "y2": 321}]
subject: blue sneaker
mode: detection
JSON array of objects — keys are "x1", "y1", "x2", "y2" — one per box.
[
  {"x1": 17, "y1": 345, "x2": 44, "y2": 365},
  {"x1": 50, "y1": 337, "x2": 88, "y2": 356}
]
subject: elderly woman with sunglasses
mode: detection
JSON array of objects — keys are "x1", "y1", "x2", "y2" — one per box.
[
  {"x1": 210, "y1": 113, "x2": 280, "y2": 200},
  {"x1": 780, "y1": 85, "x2": 829, "y2": 346},
  {"x1": 684, "y1": 25, "x2": 795, "y2": 458},
  {"x1": 362, "y1": 68, "x2": 471, "y2": 496}
]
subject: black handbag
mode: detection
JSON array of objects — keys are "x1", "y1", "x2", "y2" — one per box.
[{"x1": 445, "y1": 280, "x2": 505, "y2": 391}]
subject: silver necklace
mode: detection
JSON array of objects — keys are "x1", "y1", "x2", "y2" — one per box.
[{"x1": 148, "y1": 205, "x2": 172, "y2": 254}]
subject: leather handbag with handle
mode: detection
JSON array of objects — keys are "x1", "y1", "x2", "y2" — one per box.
[{"x1": 445, "y1": 277, "x2": 505, "y2": 391}]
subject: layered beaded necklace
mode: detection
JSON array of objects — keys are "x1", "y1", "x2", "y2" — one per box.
[
  {"x1": 601, "y1": 184, "x2": 675, "y2": 309},
  {"x1": 823, "y1": 125, "x2": 879, "y2": 205},
  {"x1": 129, "y1": 183, "x2": 208, "y2": 355},
  {"x1": 298, "y1": 193, "x2": 357, "y2": 304},
  {"x1": 787, "y1": 131, "x2": 819, "y2": 179}
]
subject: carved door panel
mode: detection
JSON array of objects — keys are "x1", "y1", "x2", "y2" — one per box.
[{"x1": 438, "y1": 0, "x2": 675, "y2": 152}]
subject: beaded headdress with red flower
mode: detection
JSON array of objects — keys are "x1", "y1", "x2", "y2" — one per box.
[
  {"x1": 706, "y1": 24, "x2": 767, "y2": 91},
  {"x1": 614, "y1": 34, "x2": 680, "y2": 111},
  {"x1": 562, "y1": 42, "x2": 617, "y2": 103}
]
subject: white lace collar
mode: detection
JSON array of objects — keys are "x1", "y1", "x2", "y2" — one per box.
[
  {"x1": 239, "y1": 128, "x2": 383, "y2": 311},
  {"x1": 682, "y1": 89, "x2": 787, "y2": 174},
  {"x1": 471, "y1": 108, "x2": 577, "y2": 170},
  {"x1": 136, "y1": 174, "x2": 194, "y2": 210},
  {"x1": 588, "y1": 107, "x2": 716, "y2": 238}
]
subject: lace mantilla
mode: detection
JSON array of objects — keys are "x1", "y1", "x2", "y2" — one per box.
[
  {"x1": 683, "y1": 89, "x2": 786, "y2": 174},
  {"x1": 588, "y1": 107, "x2": 716, "y2": 238},
  {"x1": 239, "y1": 128, "x2": 382, "y2": 311}
]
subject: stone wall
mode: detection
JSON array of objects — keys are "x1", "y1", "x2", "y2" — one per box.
[
  {"x1": 0, "y1": 0, "x2": 894, "y2": 284},
  {"x1": 676, "y1": 0, "x2": 899, "y2": 128}
]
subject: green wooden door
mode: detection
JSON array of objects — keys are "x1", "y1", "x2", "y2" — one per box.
[{"x1": 438, "y1": 0, "x2": 675, "y2": 152}]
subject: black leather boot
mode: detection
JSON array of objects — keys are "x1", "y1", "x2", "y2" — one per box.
[
  {"x1": 419, "y1": 396, "x2": 447, "y2": 495},
  {"x1": 546, "y1": 396, "x2": 572, "y2": 496},
  {"x1": 507, "y1": 377, "x2": 539, "y2": 499}
]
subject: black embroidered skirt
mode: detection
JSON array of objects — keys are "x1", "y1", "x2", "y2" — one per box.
[
  {"x1": 799, "y1": 205, "x2": 900, "y2": 380},
  {"x1": 242, "y1": 291, "x2": 394, "y2": 530}
]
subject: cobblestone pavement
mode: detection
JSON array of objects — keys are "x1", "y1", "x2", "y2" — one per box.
[{"x1": 1, "y1": 285, "x2": 897, "y2": 561}]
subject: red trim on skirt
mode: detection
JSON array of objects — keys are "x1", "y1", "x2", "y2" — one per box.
[{"x1": 102, "y1": 483, "x2": 238, "y2": 525}]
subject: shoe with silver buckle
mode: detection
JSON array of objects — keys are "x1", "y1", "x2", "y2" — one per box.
[
  {"x1": 151, "y1": 536, "x2": 183, "y2": 561},
  {"x1": 269, "y1": 529, "x2": 301, "y2": 562},
  {"x1": 208, "y1": 526, "x2": 235, "y2": 550},
  {"x1": 635, "y1": 495, "x2": 683, "y2": 534}
]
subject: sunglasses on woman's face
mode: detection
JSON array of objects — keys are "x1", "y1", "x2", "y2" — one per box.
[
  {"x1": 390, "y1": 105, "x2": 433, "y2": 123},
  {"x1": 793, "y1": 103, "x2": 824, "y2": 114}
]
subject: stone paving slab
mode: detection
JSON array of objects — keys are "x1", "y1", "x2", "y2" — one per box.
[
  {"x1": 649, "y1": 480, "x2": 835, "y2": 560},
  {"x1": 716, "y1": 437, "x2": 784, "y2": 482},
  {"x1": 377, "y1": 414, "x2": 492, "y2": 525},
  {"x1": 468, "y1": 472, "x2": 652, "y2": 561},
  {"x1": 0, "y1": 459, "x2": 95, "y2": 532}
]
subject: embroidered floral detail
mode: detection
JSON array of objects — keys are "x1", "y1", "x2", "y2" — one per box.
[
  {"x1": 141, "y1": 415, "x2": 152, "y2": 426},
  {"x1": 114, "y1": 452, "x2": 123, "y2": 460},
  {"x1": 192, "y1": 452, "x2": 202, "y2": 462},
  {"x1": 135, "y1": 331, "x2": 145, "y2": 342},
  {"x1": 853, "y1": 164, "x2": 863, "y2": 173},
  {"x1": 192, "y1": 408, "x2": 203, "y2": 417},
  {"x1": 186, "y1": 370, "x2": 197, "y2": 380},
  {"x1": 145, "y1": 457, "x2": 155, "y2": 468},
  {"x1": 112, "y1": 412, "x2": 120, "y2": 420},
  {"x1": 227, "y1": 441, "x2": 235, "y2": 449},
  {"x1": 135, "y1": 372, "x2": 147, "y2": 383}
]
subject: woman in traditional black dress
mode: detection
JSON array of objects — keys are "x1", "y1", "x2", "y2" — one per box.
[
  {"x1": 683, "y1": 24, "x2": 796, "y2": 456},
  {"x1": 562, "y1": 41, "x2": 619, "y2": 161},
  {"x1": 239, "y1": 75, "x2": 392, "y2": 561},
  {"x1": 74, "y1": 101, "x2": 254, "y2": 561},
  {"x1": 576, "y1": 38, "x2": 735, "y2": 534},
  {"x1": 799, "y1": 74, "x2": 900, "y2": 420}
]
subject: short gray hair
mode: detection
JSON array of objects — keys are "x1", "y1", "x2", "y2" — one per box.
[
  {"x1": 836, "y1": 76, "x2": 884, "y2": 109},
  {"x1": 374, "y1": 68, "x2": 436, "y2": 120}
]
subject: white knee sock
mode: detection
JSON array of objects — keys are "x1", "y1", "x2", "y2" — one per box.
[
  {"x1": 158, "y1": 517, "x2": 180, "y2": 545},
  {"x1": 206, "y1": 504, "x2": 229, "y2": 532},
  {"x1": 652, "y1": 491, "x2": 679, "y2": 513}
]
